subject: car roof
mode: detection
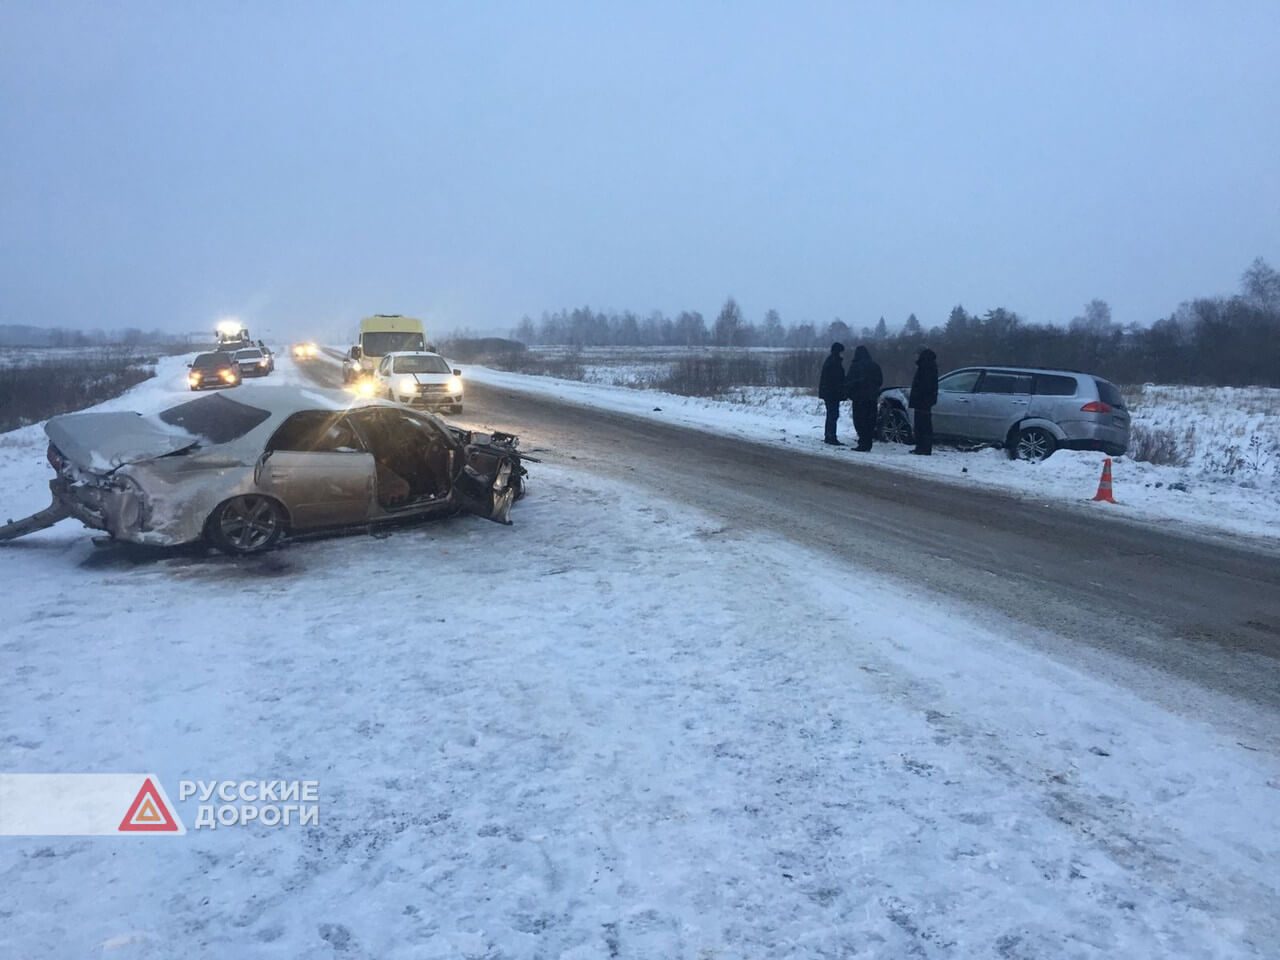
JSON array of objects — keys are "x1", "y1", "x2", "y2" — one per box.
[
  {"x1": 945, "y1": 365, "x2": 1098, "y2": 378},
  {"x1": 152, "y1": 386, "x2": 418, "y2": 454},
  {"x1": 383, "y1": 350, "x2": 445, "y2": 359}
]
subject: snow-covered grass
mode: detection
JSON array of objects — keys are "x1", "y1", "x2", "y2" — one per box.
[
  {"x1": 1, "y1": 355, "x2": 1279, "y2": 957},
  {"x1": 1124, "y1": 384, "x2": 1279, "y2": 477},
  {"x1": 461, "y1": 365, "x2": 1280, "y2": 545}
]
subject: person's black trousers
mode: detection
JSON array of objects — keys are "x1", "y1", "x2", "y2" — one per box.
[
  {"x1": 824, "y1": 399, "x2": 841, "y2": 442},
  {"x1": 913, "y1": 408, "x2": 933, "y2": 453},
  {"x1": 852, "y1": 401, "x2": 876, "y2": 450}
]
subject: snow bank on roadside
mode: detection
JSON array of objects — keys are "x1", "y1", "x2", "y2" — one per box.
[{"x1": 462, "y1": 365, "x2": 1280, "y2": 544}]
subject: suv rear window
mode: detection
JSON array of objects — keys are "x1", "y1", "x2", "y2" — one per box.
[
  {"x1": 1033, "y1": 374, "x2": 1078, "y2": 396},
  {"x1": 158, "y1": 394, "x2": 272, "y2": 444},
  {"x1": 1094, "y1": 378, "x2": 1126, "y2": 409}
]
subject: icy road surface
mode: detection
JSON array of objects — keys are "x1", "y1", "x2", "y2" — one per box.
[
  {"x1": 460, "y1": 362, "x2": 1280, "y2": 545},
  {"x1": 1, "y1": 356, "x2": 1277, "y2": 958}
]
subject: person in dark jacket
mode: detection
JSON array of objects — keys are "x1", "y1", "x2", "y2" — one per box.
[
  {"x1": 817, "y1": 342, "x2": 846, "y2": 445},
  {"x1": 844, "y1": 345, "x2": 883, "y2": 452},
  {"x1": 908, "y1": 347, "x2": 938, "y2": 455}
]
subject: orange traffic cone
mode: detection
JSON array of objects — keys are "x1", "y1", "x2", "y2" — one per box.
[{"x1": 1092, "y1": 457, "x2": 1117, "y2": 503}]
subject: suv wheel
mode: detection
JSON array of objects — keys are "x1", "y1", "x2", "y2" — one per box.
[
  {"x1": 878, "y1": 406, "x2": 913, "y2": 444},
  {"x1": 1012, "y1": 427, "x2": 1056, "y2": 462}
]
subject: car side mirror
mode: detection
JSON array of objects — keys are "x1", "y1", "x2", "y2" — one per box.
[
  {"x1": 349, "y1": 346, "x2": 361, "y2": 360},
  {"x1": 453, "y1": 368, "x2": 461, "y2": 376},
  {"x1": 186, "y1": 362, "x2": 192, "y2": 368}
]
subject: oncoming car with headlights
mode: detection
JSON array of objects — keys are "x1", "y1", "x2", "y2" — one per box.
[
  {"x1": 187, "y1": 352, "x2": 241, "y2": 390},
  {"x1": 0, "y1": 387, "x2": 531, "y2": 555},
  {"x1": 373, "y1": 351, "x2": 464, "y2": 414},
  {"x1": 234, "y1": 347, "x2": 272, "y2": 377}
]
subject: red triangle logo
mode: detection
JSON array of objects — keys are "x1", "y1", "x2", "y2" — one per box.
[{"x1": 118, "y1": 777, "x2": 180, "y2": 832}]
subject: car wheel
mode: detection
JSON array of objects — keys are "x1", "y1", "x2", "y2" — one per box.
[
  {"x1": 878, "y1": 406, "x2": 913, "y2": 444},
  {"x1": 208, "y1": 495, "x2": 285, "y2": 555},
  {"x1": 1012, "y1": 427, "x2": 1056, "y2": 462}
]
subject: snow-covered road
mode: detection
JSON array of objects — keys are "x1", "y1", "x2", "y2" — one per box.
[
  {"x1": 458, "y1": 363, "x2": 1280, "y2": 546},
  {"x1": 2, "y1": 357, "x2": 1278, "y2": 958}
]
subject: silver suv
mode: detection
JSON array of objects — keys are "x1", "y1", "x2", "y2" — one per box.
[{"x1": 877, "y1": 366, "x2": 1130, "y2": 460}]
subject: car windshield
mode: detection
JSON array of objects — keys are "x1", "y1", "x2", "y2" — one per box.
[
  {"x1": 157, "y1": 394, "x2": 272, "y2": 444},
  {"x1": 193, "y1": 352, "x2": 233, "y2": 367},
  {"x1": 392, "y1": 355, "x2": 450, "y2": 374},
  {"x1": 362, "y1": 331, "x2": 425, "y2": 356}
]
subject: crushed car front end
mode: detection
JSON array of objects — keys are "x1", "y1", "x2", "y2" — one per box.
[{"x1": 446, "y1": 427, "x2": 531, "y2": 524}]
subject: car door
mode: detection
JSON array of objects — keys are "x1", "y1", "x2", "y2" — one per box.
[
  {"x1": 348, "y1": 407, "x2": 457, "y2": 508},
  {"x1": 967, "y1": 371, "x2": 1033, "y2": 442},
  {"x1": 255, "y1": 411, "x2": 376, "y2": 529},
  {"x1": 932, "y1": 369, "x2": 983, "y2": 438}
]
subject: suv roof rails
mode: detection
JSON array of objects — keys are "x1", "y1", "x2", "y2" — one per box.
[{"x1": 975, "y1": 364, "x2": 1090, "y2": 374}]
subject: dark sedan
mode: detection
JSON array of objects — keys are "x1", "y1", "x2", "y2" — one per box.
[{"x1": 187, "y1": 352, "x2": 241, "y2": 390}]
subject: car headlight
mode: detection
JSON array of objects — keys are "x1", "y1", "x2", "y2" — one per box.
[
  {"x1": 355, "y1": 378, "x2": 378, "y2": 397},
  {"x1": 447, "y1": 375, "x2": 463, "y2": 394},
  {"x1": 259, "y1": 358, "x2": 268, "y2": 366},
  {"x1": 221, "y1": 370, "x2": 236, "y2": 382},
  {"x1": 398, "y1": 377, "x2": 418, "y2": 395}
]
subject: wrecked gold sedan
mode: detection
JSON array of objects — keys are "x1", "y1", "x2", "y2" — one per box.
[{"x1": 1, "y1": 387, "x2": 530, "y2": 555}]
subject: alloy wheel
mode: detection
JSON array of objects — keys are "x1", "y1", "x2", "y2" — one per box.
[
  {"x1": 1016, "y1": 428, "x2": 1054, "y2": 462},
  {"x1": 217, "y1": 496, "x2": 281, "y2": 552}
]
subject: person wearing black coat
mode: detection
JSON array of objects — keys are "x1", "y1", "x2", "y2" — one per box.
[
  {"x1": 844, "y1": 344, "x2": 883, "y2": 452},
  {"x1": 817, "y1": 342, "x2": 846, "y2": 445},
  {"x1": 907, "y1": 347, "x2": 939, "y2": 455}
]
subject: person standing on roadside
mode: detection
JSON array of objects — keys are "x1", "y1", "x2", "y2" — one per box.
[
  {"x1": 818, "y1": 342, "x2": 846, "y2": 445},
  {"x1": 845, "y1": 345, "x2": 883, "y2": 452},
  {"x1": 908, "y1": 347, "x2": 938, "y2": 455}
]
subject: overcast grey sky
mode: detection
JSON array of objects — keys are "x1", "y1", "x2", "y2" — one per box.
[{"x1": 2, "y1": 1, "x2": 1277, "y2": 340}]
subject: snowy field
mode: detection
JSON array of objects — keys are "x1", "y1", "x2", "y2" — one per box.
[
  {"x1": 2, "y1": 356, "x2": 1279, "y2": 958},
  {"x1": 0, "y1": 345, "x2": 183, "y2": 368},
  {"x1": 461, "y1": 364, "x2": 1280, "y2": 545}
]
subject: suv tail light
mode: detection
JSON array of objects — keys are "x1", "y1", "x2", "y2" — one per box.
[{"x1": 1080, "y1": 401, "x2": 1112, "y2": 413}]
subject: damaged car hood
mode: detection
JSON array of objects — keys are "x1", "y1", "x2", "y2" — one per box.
[{"x1": 45, "y1": 412, "x2": 198, "y2": 473}]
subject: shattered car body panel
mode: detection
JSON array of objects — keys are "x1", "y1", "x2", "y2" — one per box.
[{"x1": 1, "y1": 387, "x2": 531, "y2": 553}]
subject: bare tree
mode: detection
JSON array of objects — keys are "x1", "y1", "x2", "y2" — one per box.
[
  {"x1": 1241, "y1": 257, "x2": 1280, "y2": 312},
  {"x1": 713, "y1": 297, "x2": 744, "y2": 346}
]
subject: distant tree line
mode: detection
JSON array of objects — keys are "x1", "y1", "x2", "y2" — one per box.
[
  {"x1": 512, "y1": 258, "x2": 1280, "y2": 387},
  {"x1": 0, "y1": 324, "x2": 192, "y2": 349}
]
